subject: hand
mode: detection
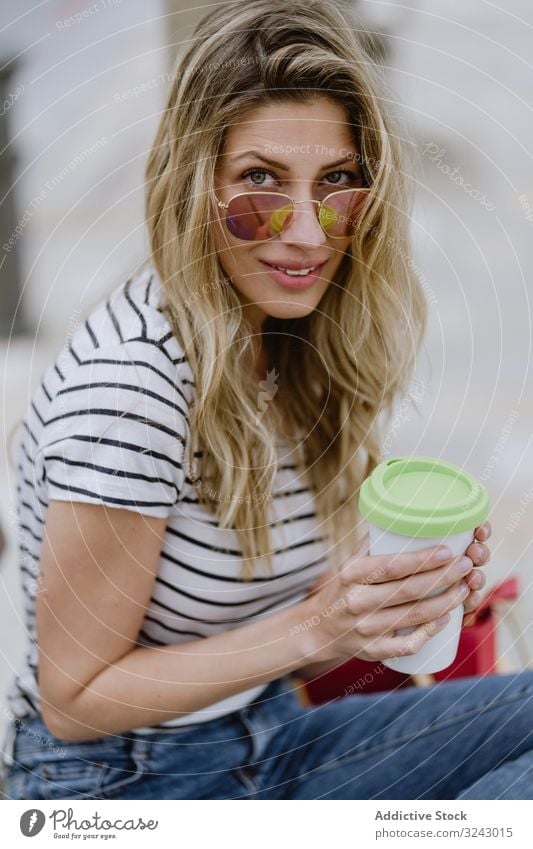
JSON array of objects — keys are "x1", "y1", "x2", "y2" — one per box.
[
  {"x1": 302, "y1": 543, "x2": 473, "y2": 664},
  {"x1": 462, "y1": 521, "x2": 492, "y2": 626}
]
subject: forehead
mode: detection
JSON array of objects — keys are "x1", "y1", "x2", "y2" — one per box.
[{"x1": 220, "y1": 98, "x2": 358, "y2": 163}]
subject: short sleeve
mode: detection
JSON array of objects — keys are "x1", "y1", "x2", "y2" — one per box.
[{"x1": 37, "y1": 341, "x2": 190, "y2": 518}]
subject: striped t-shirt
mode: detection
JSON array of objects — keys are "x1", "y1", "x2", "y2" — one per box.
[{"x1": 7, "y1": 263, "x2": 330, "y2": 733}]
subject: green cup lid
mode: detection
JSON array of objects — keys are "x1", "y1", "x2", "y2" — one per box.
[{"x1": 359, "y1": 455, "x2": 490, "y2": 537}]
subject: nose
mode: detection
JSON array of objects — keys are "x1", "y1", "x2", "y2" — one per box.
[{"x1": 279, "y1": 197, "x2": 327, "y2": 247}]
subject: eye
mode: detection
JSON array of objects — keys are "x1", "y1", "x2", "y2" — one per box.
[
  {"x1": 240, "y1": 167, "x2": 277, "y2": 187},
  {"x1": 324, "y1": 169, "x2": 362, "y2": 185}
]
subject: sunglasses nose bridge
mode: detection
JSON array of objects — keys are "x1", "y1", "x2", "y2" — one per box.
[{"x1": 280, "y1": 197, "x2": 327, "y2": 243}]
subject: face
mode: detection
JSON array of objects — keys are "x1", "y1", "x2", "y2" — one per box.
[{"x1": 212, "y1": 98, "x2": 364, "y2": 328}]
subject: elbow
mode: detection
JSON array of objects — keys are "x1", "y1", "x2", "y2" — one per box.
[
  {"x1": 40, "y1": 703, "x2": 75, "y2": 740},
  {"x1": 40, "y1": 700, "x2": 105, "y2": 743}
]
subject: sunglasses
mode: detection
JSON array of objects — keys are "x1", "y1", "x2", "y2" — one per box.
[{"x1": 215, "y1": 187, "x2": 371, "y2": 242}]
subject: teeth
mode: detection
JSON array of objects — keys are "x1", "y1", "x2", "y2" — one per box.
[{"x1": 275, "y1": 265, "x2": 316, "y2": 276}]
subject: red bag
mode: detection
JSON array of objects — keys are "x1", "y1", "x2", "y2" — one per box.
[{"x1": 299, "y1": 577, "x2": 520, "y2": 706}]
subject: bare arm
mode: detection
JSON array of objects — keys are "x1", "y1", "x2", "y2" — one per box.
[{"x1": 37, "y1": 501, "x2": 319, "y2": 741}]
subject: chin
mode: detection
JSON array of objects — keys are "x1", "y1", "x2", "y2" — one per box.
[{"x1": 264, "y1": 301, "x2": 319, "y2": 320}]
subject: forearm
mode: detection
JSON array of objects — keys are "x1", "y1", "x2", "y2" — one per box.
[{"x1": 53, "y1": 598, "x2": 321, "y2": 740}]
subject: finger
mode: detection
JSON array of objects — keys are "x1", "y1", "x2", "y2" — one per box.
[
  {"x1": 340, "y1": 543, "x2": 453, "y2": 587},
  {"x1": 358, "y1": 580, "x2": 469, "y2": 634},
  {"x1": 368, "y1": 615, "x2": 451, "y2": 662},
  {"x1": 464, "y1": 568, "x2": 486, "y2": 592},
  {"x1": 463, "y1": 590, "x2": 481, "y2": 613},
  {"x1": 466, "y1": 541, "x2": 490, "y2": 566},
  {"x1": 474, "y1": 521, "x2": 491, "y2": 542},
  {"x1": 346, "y1": 555, "x2": 473, "y2": 611},
  {"x1": 463, "y1": 612, "x2": 477, "y2": 627}
]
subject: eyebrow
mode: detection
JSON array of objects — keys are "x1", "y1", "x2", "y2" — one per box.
[{"x1": 228, "y1": 150, "x2": 359, "y2": 171}]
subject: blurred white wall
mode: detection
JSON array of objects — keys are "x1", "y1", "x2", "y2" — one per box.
[{"x1": 0, "y1": 0, "x2": 172, "y2": 341}]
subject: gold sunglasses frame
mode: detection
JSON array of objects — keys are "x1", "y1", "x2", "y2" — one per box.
[{"x1": 215, "y1": 187, "x2": 372, "y2": 241}]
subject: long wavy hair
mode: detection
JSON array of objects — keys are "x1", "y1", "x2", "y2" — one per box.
[{"x1": 144, "y1": 0, "x2": 427, "y2": 579}]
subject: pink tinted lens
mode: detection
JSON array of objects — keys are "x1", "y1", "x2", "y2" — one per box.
[
  {"x1": 319, "y1": 189, "x2": 369, "y2": 237},
  {"x1": 225, "y1": 193, "x2": 293, "y2": 241}
]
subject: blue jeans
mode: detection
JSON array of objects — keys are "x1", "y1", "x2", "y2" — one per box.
[{"x1": 2, "y1": 671, "x2": 533, "y2": 800}]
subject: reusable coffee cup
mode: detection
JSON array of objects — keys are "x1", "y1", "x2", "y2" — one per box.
[{"x1": 358, "y1": 456, "x2": 490, "y2": 674}]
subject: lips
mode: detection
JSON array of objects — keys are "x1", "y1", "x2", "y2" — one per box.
[
  {"x1": 261, "y1": 259, "x2": 328, "y2": 272},
  {"x1": 259, "y1": 259, "x2": 327, "y2": 290}
]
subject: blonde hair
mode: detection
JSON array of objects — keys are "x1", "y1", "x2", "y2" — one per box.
[{"x1": 144, "y1": 0, "x2": 427, "y2": 579}]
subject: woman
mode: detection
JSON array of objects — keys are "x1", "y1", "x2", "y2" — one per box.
[{"x1": 2, "y1": 0, "x2": 532, "y2": 800}]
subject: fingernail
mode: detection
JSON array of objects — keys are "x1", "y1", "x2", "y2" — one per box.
[{"x1": 434, "y1": 547, "x2": 452, "y2": 563}]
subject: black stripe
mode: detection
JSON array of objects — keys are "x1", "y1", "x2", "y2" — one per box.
[
  {"x1": 105, "y1": 298, "x2": 124, "y2": 343},
  {"x1": 45, "y1": 409, "x2": 185, "y2": 444},
  {"x1": 20, "y1": 441, "x2": 33, "y2": 465},
  {"x1": 69, "y1": 344, "x2": 81, "y2": 365},
  {"x1": 41, "y1": 379, "x2": 52, "y2": 402},
  {"x1": 15, "y1": 680, "x2": 39, "y2": 714},
  {"x1": 56, "y1": 381, "x2": 188, "y2": 420},
  {"x1": 54, "y1": 363, "x2": 65, "y2": 382},
  {"x1": 30, "y1": 400, "x2": 45, "y2": 426},
  {"x1": 17, "y1": 500, "x2": 44, "y2": 526},
  {"x1": 46, "y1": 475, "x2": 174, "y2": 510},
  {"x1": 42, "y1": 433, "x2": 185, "y2": 473},
  {"x1": 138, "y1": 629, "x2": 166, "y2": 646},
  {"x1": 45, "y1": 454, "x2": 180, "y2": 495},
  {"x1": 124, "y1": 337, "x2": 185, "y2": 367},
  {"x1": 18, "y1": 522, "x2": 42, "y2": 544},
  {"x1": 154, "y1": 573, "x2": 314, "y2": 608},
  {"x1": 167, "y1": 525, "x2": 324, "y2": 558},
  {"x1": 142, "y1": 614, "x2": 205, "y2": 639},
  {"x1": 144, "y1": 274, "x2": 153, "y2": 305},
  {"x1": 22, "y1": 422, "x2": 37, "y2": 451},
  {"x1": 74, "y1": 358, "x2": 187, "y2": 399},
  {"x1": 85, "y1": 318, "x2": 99, "y2": 349},
  {"x1": 272, "y1": 487, "x2": 309, "y2": 499},
  {"x1": 149, "y1": 587, "x2": 307, "y2": 625},
  {"x1": 159, "y1": 547, "x2": 326, "y2": 584},
  {"x1": 125, "y1": 277, "x2": 147, "y2": 338}
]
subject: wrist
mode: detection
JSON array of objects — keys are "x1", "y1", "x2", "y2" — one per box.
[{"x1": 291, "y1": 596, "x2": 336, "y2": 665}]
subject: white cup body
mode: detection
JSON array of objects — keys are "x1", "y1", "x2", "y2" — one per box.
[{"x1": 368, "y1": 524, "x2": 475, "y2": 674}]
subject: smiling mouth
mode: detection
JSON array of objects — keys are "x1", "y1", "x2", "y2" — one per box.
[{"x1": 261, "y1": 260, "x2": 327, "y2": 276}]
